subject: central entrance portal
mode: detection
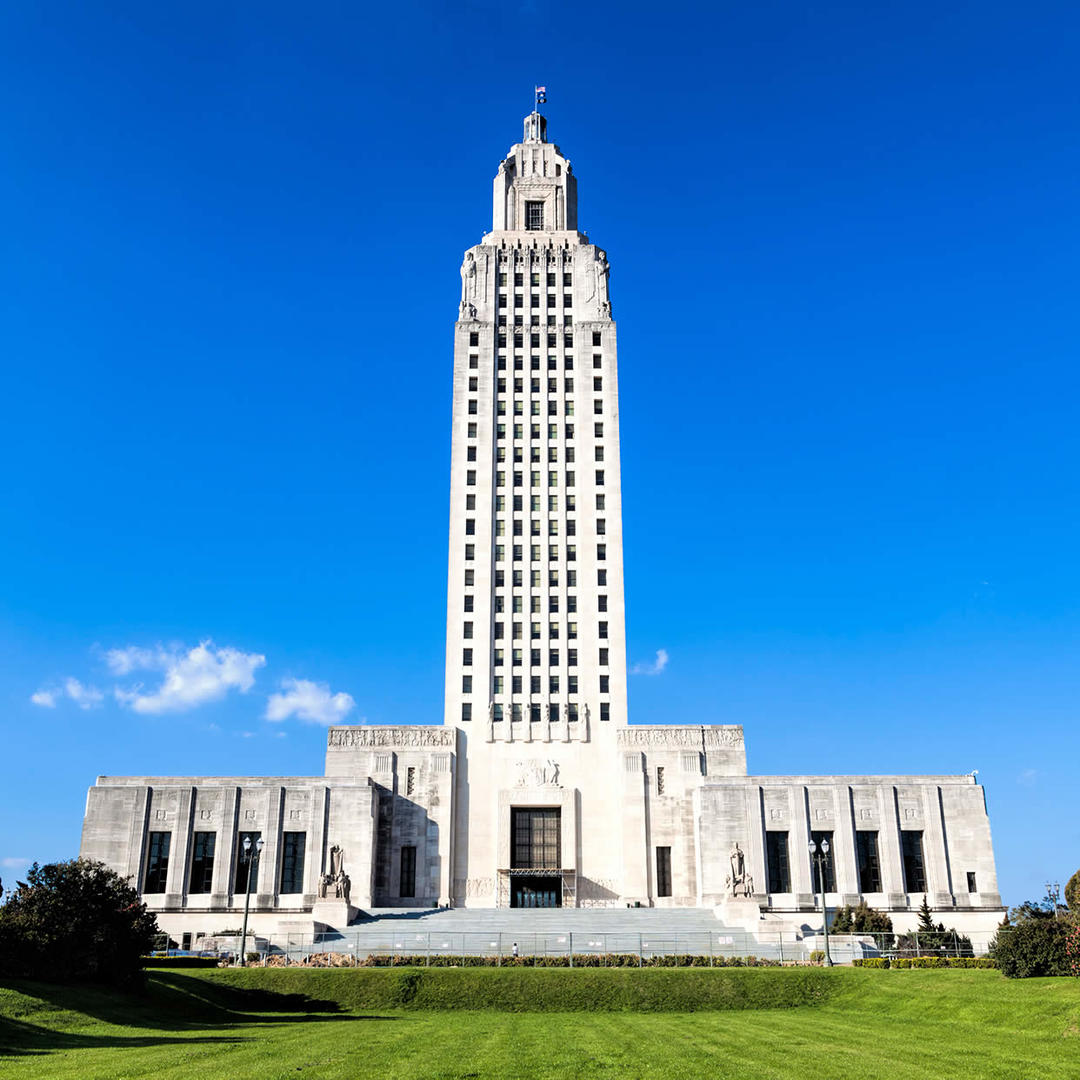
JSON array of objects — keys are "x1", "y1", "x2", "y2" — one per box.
[{"x1": 510, "y1": 807, "x2": 562, "y2": 908}]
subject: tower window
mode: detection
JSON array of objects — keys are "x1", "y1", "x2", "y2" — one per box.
[{"x1": 526, "y1": 201, "x2": 544, "y2": 230}]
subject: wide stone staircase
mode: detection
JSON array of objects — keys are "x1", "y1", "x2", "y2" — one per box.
[{"x1": 289, "y1": 906, "x2": 815, "y2": 963}]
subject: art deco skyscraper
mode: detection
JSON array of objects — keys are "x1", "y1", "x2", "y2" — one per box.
[{"x1": 444, "y1": 109, "x2": 628, "y2": 739}]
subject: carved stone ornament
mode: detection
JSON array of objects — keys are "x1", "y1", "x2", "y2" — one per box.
[
  {"x1": 616, "y1": 725, "x2": 743, "y2": 749},
  {"x1": 327, "y1": 726, "x2": 455, "y2": 749},
  {"x1": 514, "y1": 758, "x2": 561, "y2": 788}
]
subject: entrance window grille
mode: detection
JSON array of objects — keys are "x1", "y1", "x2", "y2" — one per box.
[
  {"x1": 526, "y1": 201, "x2": 544, "y2": 230},
  {"x1": 511, "y1": 808, "x2": 561, "y2": 869}
]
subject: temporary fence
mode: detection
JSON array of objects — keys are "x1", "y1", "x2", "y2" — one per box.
[{"x1": 161, "y1": 927, "x2": 1002, "y2": 967}]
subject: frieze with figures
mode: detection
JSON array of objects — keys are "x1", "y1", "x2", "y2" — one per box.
[
  {"x1": 616, "y1": 726, "x2": 743, "y2": 749},
  {"x1": 327, "y1": 726, "x2": 456, "y2": 749}
]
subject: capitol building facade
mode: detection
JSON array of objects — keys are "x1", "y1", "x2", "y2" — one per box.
[{"x1": 80, "y1": 108, "x2": 1005, "y2": 943}]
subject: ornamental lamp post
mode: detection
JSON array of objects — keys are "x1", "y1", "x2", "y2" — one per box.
[
  {"x1": 809, "y1": 838, "x2": 833, "y2": 967},
  {"x1": 1046, "y1": 881, "x2": 1061, "y2": 919},
  {"x1": 239, "y1": 836, "x2": 264, "y2": 967}
]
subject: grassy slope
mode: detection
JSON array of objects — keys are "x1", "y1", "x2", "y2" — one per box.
[{"x1": 1, "y1": 968, "x2": 1078, "y2": 1080}]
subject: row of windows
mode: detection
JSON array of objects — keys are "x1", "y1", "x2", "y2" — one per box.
[
  {"x1": 469, "y1": 594, "x2": 608, "y2": 614},
  {"x1": 481, "y1": 422, "x2": 604, "y2": 440},
  {"x1": 484, "y1": 544, "x2": 608, "y2": 562},
  {"x1": 465, "y1": 469, "x2": 606, "y2": 487},
  {"x1": 483, "y1": 518, "x2": 607, "y2": 537},
  {"x1": 462, "y1": 702, "x2": 612, "y2": 723},
  {"x1": 499, "y1": 272, "x2": 572, "y2": 287},
  {"x1": 462, "y1": 568, "x2": 608, "y2": 588},
  {"x1": 471, "y1": 447, "x2": 606, "y2": 465},
  {"x1": 472, "y1": 378, "x2": 604, "y2": 395},
  {"x1": 762, "y1": 830, "x2": 928, "y2": 895},
  {"x1": 658, "y1": 832, "x2": 978, "y2": 899},
  {"x1": 461, "y1": 644, "x2": 611, "y2": 666},
  {"x1": 498, "y1": 293, "x2": 573, "y2": 309},
  {"x1": 470, "y1": 400, "x2": 583, "y2": 418},
  {"x1": 483, "y1": 493, "x2": 605, "y2": 511},
  {"x1": 143, "y1": 831, "x2": 307, "y2": 896},
  {"x1": 463, "y1": 673, "x2": 612, "y2": 695},
  {"x1": 467, "y1": 331, "x2": 603, "y2": 349},
  {"x1": 467, "y1": 354, "x2": 605, "y2": 373}
]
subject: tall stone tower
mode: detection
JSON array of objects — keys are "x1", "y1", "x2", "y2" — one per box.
[{"x1": 444, "y1": 109, "x2": 628, "y2": 739}]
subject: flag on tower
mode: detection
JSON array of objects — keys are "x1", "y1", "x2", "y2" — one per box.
[{"x1": 535, "y1": 85, "x2": 547, "y2": 104}]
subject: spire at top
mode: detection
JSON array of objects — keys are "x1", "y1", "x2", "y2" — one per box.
[
  {"x1": 523, "y1": 110, "x2": 547, "y2": 144},
  {"x1": 524, "y1": 85, "x2": 548, "y2": 143}
]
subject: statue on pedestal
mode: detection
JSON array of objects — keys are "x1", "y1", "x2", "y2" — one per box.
[
  {"x1": 725, "y1": 842, "x2": 753, "y2": 898},
  {"x1": 317, "y1": 844, "x2": 351, "y2": 903}
]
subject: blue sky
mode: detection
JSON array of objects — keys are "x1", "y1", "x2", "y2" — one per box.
[{"x1": 1, "y1": 1, "x2": 1078, "y2": 906}]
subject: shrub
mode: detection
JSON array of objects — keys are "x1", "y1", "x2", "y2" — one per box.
[
  {"x1": 853, "y1": 958, "x2": 889, "y2": 969},
  {"x1": 0, "y1": 859, "x2": 158, "y2": 988},
  {"x1": 1065, "y1": 921, "x2": 1080, "y2": 978},
  {"x1": 991, "y1": 909, "x2": 1076, "y2": 977}
]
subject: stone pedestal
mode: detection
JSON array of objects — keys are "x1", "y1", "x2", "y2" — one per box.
[
  {"x1": 311, "y1": 899, "x2": 355, "y2": 932},
  {"x1": 716, "y1": 897, "x2": 763, "y2": 933}
]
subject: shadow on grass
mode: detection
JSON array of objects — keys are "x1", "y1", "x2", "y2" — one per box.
[
  {"x1": 0, "y1": 1016, "x2": 254, "y2": 1059},
  {"x1": 0, "y1": 973, "x2": 400, "y2": 1059}
]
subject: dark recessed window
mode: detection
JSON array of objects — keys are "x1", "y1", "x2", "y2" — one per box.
[
  {"x1": 901, "y1": 831, "x2": 927, "y2": 892},
  {"x1": 279, "y1": 832, "x2": 306, "y2": 894},
  {"x1": 656, "y1": 846, "x2": 672, "y2": 897},
  {"x1": 766, "y1": 832, "x2": 790, "y2": 893},
  {"x1": 188, "y1": 832, "x2": 215, "y2": 895},
  {"x1": 856, "y1": 832, "x2": 882, "y2": 892},
  {"x1": 144, "y1": 831, "x2": 171, "y2": 894}
]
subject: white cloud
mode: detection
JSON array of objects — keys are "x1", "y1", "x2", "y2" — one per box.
[
  {"x1": 31, "y1": 679, "x2": 104, "y2": 710},
  {"x1": 104, "y1": 645, "x2": 164, "y2": 676},
  {"x1": 112, "y1": 640, "x2": 265, "y2": 715},
  {"x1": 65, "y1": 678, "x2": 104, "y2": 709},
  {"x1": 265, "y1": 677, "x2": 356, "y2": 726},
  {"x1": 1017, "y1": 768, "x2": 1038, "y2": 787},
  {"x1": 631, "y1": 648, "x2": 669, "y2": 676},
  {"x1": 1, "y1": 856, "x2": 31, "y2": 870}
]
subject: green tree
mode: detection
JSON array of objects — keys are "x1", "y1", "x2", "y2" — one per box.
[
  {"x1": 1064, "y1": 869, "x2": 1080, "y2": 915},
  {"x1": 0, "y1": 859, "x2": 158, "y2": 987},
  {"x1": 830, "y1": 901, "x2": 894, "y2": 947},
  {"x1": 896, "y1": 895, "x2": 973, "y2": 956}
]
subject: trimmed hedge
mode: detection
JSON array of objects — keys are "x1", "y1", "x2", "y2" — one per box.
[
  {"x1": 142, "y1": 956, "x2": 221, "y2": 969},
  {"x1": 851, "y1": 957, "x2": 997, "y2": 970},
  {"x1": 266, "y1": 952, "x2": 780, "y2": 969},
  {"x1": 151, "y1": 966, "x2": 840, "y2": 1012}
]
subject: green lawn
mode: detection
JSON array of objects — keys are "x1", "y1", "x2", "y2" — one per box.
[{"x1": 1, "y1": 967, "x2": 1078, "y2": 1079}]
